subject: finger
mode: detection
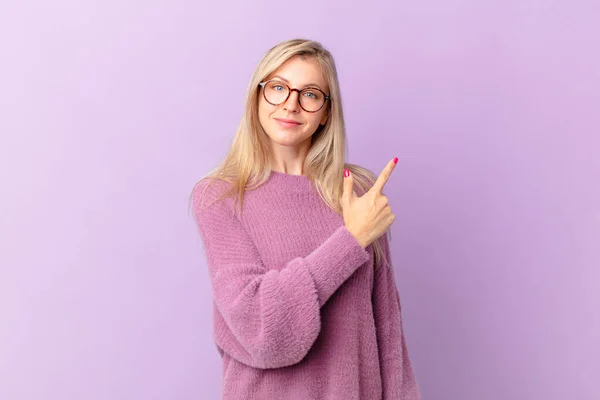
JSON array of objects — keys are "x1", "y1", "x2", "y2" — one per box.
[
  {"x1": 371, "y1": 158, "x2": 398, "y2": 194},
  {"x1": 342, "y1": 168, "x2": 354, "y2": 204}
]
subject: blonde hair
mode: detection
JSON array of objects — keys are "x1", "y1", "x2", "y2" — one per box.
[{"x1": 189, "y1": 38, "x2": 392, "y2": 271}]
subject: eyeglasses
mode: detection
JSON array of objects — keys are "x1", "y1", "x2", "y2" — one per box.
[{"x1": 258, "y1": 79, "x2": 330, "y2": 113}]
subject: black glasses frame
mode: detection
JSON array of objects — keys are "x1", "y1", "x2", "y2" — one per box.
[{"x1": 258, "y1": 80, "x2": 330, "y2": 113}]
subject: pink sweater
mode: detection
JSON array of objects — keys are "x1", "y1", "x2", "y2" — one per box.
[{"x1": 191, "y1": 170, "x2": 421, "y2": 400}]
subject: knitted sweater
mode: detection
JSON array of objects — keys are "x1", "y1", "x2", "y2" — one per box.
[{"x1": 191, "y1": 170, "x2": 421, "y2": 400}]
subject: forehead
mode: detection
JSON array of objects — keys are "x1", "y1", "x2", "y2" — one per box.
[{"x1": 267, "y1": 56, "x2": 328, "y2": 90}]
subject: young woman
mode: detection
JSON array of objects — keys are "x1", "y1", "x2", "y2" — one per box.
[{"x1": 191, "y1": 38, "x2": 421, "y2": 400}]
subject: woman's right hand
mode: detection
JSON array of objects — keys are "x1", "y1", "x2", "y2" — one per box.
[{"x1": 342, "y1": 158, "x2": 398, "y2": 249}]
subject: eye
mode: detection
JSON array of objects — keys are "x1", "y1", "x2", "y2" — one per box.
[
  {"x1": 273, "y1": 85, "x2": 285, "y2": 91},
  {"x1": 303, "y1": 91, "x2": 318, "y2": 99}
]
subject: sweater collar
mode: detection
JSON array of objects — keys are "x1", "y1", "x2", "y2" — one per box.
[{"x1": 266, "y1": 170, "x2": 315, "y2": 193}]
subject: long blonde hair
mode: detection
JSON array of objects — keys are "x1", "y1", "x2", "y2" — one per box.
[{"x1": 189, "y1": 38, "x2": 391, "y2": 271}]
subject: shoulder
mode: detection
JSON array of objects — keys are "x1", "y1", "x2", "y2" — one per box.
[{"x1": 191, "y1": 177, "x2": 235, "y2": 216}]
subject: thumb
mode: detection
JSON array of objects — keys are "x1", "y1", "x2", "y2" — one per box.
[{"x1": 342, "y1": 168, "x2": 354, "y2": 205}]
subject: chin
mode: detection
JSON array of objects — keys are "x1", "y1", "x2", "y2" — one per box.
[{"x1": 270, "y1": 136, "x2": 300, "y2": 147}]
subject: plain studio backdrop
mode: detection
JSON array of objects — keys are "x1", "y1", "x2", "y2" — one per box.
[{"x1": 0, "y1": 0, "x2": 598, "y2": 399}]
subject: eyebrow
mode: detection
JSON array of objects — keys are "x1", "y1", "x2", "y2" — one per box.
[{"x1": 271, "y1": 75, "x2": 324, "y2": 90}]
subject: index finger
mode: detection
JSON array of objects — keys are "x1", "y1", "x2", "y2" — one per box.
[{"x1": 371, "y1": 157, "x2": 398, "y2": 194}]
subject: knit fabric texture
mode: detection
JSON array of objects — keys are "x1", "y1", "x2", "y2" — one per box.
[{"x1": 191, "y1": 170, "x2": 421, "y2": 400}]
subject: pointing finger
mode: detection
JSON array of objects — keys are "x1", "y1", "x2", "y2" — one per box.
[{"x1": 371, "y1": 157, "x2": 398, "y2": 194}]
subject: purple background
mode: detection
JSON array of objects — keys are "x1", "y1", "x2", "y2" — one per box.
[{"x1": 1, "y1": 1, "x2": 598, "y2": 399}]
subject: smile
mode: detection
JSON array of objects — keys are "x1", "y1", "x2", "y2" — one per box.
[{"x1": 275, "y1": 118, "x2": 302, "y2": 128}]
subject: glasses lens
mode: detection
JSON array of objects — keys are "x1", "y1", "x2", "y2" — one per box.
[
  {"x1": 299, "y1": 88, "x2": 325, "y2": 112},
  {"x1": 264, "y1": 81, "x2": 289, "y2": 105}
]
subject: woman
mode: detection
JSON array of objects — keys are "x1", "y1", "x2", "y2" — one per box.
[{"x1": 190, "y1": 38, "x2": 421, "y2": 400}]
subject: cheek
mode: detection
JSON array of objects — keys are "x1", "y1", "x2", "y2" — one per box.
[
  {"x1": 257, "y1": 101, "x2": 271, "y2": 127},
  {"x1": 307, "y1": 113, "x2": 324, "y2": 129},
  {"x1": 258, "y1": 99, "x2": 275, "y2": 120}
]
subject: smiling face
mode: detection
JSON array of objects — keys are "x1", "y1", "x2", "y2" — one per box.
[{"x1": 258, "y1": 56, "x2": 329, "y2": 149}]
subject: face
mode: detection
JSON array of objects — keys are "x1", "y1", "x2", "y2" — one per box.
[{"x1": 258, "y1": 56, "x2": 329, "y2": 149}]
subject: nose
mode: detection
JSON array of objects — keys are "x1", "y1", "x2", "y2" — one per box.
[{"x1": 283, "y1": 89, "x2": 300, "y2": 113}]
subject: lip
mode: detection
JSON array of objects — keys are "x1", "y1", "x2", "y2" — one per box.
[{"x1": 274, "y1": 118, "x2": 302, "y2": 128}]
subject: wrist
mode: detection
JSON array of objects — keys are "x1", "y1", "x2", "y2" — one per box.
[{"x1": 347, "y1": 227, "x2": 368, "y2": 249}]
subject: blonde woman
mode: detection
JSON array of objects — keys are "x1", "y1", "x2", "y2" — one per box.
[{"x1": 190, "y1": 38, "x2": 421, "y2": 400}]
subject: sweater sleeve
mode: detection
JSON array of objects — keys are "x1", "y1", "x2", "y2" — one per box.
[
  {"x1": 372, "y1": 233, "x2": 421, "y2": 399},
  {"x1": 191, "y1": 179, "x2": 370, "y2": 369}
]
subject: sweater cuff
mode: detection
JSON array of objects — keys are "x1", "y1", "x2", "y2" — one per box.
[{"x1": 304, "y1": 225, "x2": 371, "y2": 307}]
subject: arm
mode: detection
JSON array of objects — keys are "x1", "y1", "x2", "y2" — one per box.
[
  {"x1": 191, "y1": 179, "x2": 370, "y2": 369},
  {"x1": 372, "y1": 233, "x2": 421, "y2": 399}
]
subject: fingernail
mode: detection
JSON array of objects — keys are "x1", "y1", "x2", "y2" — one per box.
[
  {"x1": 344, "y1": 169, "x2": 350, "y2": 177},
  {"x1": 393, "y1": 157, "x2": 398, "y2": 164}
]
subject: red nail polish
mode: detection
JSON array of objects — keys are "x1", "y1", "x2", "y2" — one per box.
[
  {"x1": 393, "y1": 157, "x2": 398, "y2": 164},
  {"x1": 344, "y1": 169, "x2": 350, "y2": 177}
]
